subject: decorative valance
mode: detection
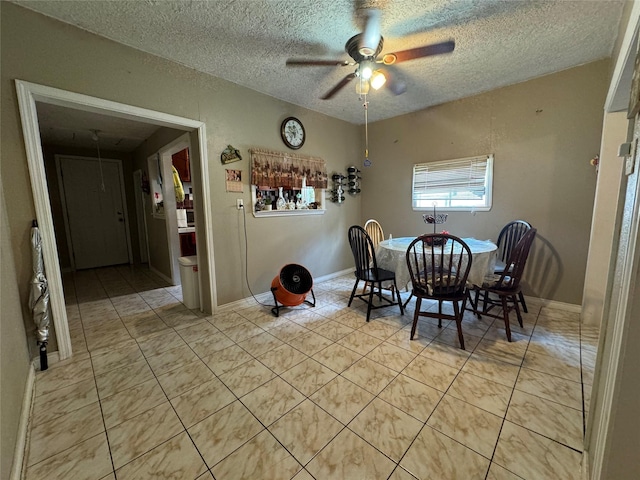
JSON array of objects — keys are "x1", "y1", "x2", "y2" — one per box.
[{"x1": 250, "y1": 148, "x2": 328, "y2": 189}]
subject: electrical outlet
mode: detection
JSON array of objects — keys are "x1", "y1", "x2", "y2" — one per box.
[{"x1": 236, "y1": 198, "x2": 244, "y2": 209}]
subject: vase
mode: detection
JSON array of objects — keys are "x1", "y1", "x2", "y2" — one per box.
[{"x1": 276, "y1": 187, "x2": 286, "y2": 210}]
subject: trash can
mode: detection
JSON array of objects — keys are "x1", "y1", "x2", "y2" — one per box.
[{"x1": 178, "y1": 255, "x2": 200, "y2": 309}]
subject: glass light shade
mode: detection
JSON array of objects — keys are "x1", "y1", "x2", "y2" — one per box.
[
  {"x1": 370, "y1": 70, "x2": 386, "y2": 90},
  {"x1": 355, "y1": 78, "x2": 370, "y2": 95},
  {"x1": 360, "y1": 61, "x2": 373, "y2": 80}
]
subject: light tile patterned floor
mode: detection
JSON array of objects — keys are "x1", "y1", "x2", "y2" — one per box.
[{"x1": 24, "y1": 265, "x2": 598, "y2": 479}]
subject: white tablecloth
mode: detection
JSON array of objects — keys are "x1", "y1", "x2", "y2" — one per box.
[{"x1": 376, "y1": 237, "x2": 498, "y2": 290}]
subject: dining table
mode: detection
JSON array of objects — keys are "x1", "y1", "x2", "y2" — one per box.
[{"x1": 376, "y1": 236, "x2": 498, "y2": 291}]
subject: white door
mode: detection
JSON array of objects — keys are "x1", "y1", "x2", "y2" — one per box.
[{"x1": 58, "y1": 156, "x2": 130, "y2": 269}]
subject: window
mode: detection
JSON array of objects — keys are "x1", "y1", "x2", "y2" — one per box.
[{"x1": 412, "y1": 154, "x2": 493, "y2": 211}]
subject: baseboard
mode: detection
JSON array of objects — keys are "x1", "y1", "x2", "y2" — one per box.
[
  {"x1": 313, "y1": 268, "x2": 353, "y2": 284},
  {"x1": 524, "y1": 295, "x2": 582, "y2": 313},
  {"x1": 217, "y1": 268, "x2": 353, "y2": 311},
  {"x1": 582, "y1": 450, "x2": 590, "y2": 480},
  {"x1": 10, "y1": 364, "x2": 36, "y2": 480},
  {"x1": 149, "y1": 265, "x2": 174, "y2": 285}
]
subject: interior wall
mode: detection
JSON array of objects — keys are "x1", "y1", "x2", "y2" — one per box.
[
  {"x1": 582, "y1": 111, "x2": 628, "y2": 325},
  {"x1": 364, "y1": 60, "x2": 610, "y2": 305},
  {"x1": 132, "y1": 127, "x2": 187, "y2": 281},
  {"x1": 0, "y1": 186, "x2": 32, "y2": 480},
  {"x1": 0, "y1": 1, "x2": 361, "y2": 326}
]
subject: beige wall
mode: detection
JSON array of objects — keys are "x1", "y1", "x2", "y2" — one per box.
[
  {"x1": 364, "y1": 60, "x2": 610, "y2": 305},
  {"x1": 132, "y1": 127, "x2": 187, "y2": 281},
  {"x1": 0, "y1": 187, "x2": 32, "y2": 479},
  {"x1": 1, "y1": 3, "x2": 361, "y2": 323}
]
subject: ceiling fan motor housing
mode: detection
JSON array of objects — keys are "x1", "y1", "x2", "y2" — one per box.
[
  {"x1": 271, "y1": 263, "x2": 314, "y2": 307},
  {"x1": 346, "y1": 34, "x2": 384, "y2": 63}
]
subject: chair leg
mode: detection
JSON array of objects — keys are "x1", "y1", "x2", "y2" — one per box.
[
  {"x1": 410, "y1": 297, "x2": 422, "y2": 339},
  {"x1": 438, "y1": 301, "x2": 443, "y2": 328},
  {"x1": 348, "y1": 278, "x2": 359, "y2": 307},
  {"x1": 394, "y1": 279, "x2": 404, "y2": 315},
  {"x1": 361, "y1": 281, "x2": 370, "y2": 295},
  {"x1": 473, "y1": 288, "x2": 482, "y2": 319},
  {"x1": 518, "y1": 291, "x2": 528, "y2": 313},
  {"x1": 500, "y1": 295, "x2": 512, "y2": 342},
  {"x1": 453, "y1": 300, "x2": 465, "y2": 350},
  {"x1": 513, "y1": 295, "x2": 523, "y2": 327},
  {"x1": 366, "y1": 282, "x2": 375, "y2": 322}
]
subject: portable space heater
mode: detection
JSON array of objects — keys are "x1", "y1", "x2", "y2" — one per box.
[{"x1": 270, "y1": 263, "x2": 315, "y2": 316}]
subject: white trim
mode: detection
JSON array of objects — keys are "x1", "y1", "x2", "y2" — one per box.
[
  {"x1": 253, "y1": 209, "x2": 326, "y2": 218},
  {"x1": 15, "y1": 81, "x2": 73, "y2": 360},
  {"x1": 313, "y1": 268, "x2": 353, "y2": 283},
  {"x1": 605, "y1": 1, "x2": 640, "y2": 112},
  {"x1": 133, "y1": 169, "x2": 149, "y2": 263},
  {"x1": 216, "y1": 268, "x2": 355, "y2": 311},
  {"x1": 582, "y1": 451, "x2": 590, "y2": 480},
  {"x1": 149, "y1": 264, "x2": 175, "y2": 285},
  {"x1": 523, "y1": 296, "x2": 582, "y2": 314},
  {"x1": 10, "y1": 364, "x2": 35, "y2": 480},
  {"x1": 590, "y1": 138, "x2": 640, "y2": 479},
  {"x1": 158, "y1": 134, "x2": 191, "y2": 285},
  {"x1": 31, "y1": 351, "x2": 61, "y2": 370},
  {"x1": 196, "y1": 122, "x2": 218, "y2": 312},
  {"x1": 14, "y1": 80, "x2": 218, "y2": 360}
]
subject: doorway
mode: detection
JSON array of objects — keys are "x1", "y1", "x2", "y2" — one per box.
[
  {"x1": 16, "y1": 79, "x2": 217, "y2": 360},
  {"x1": 56, "y1": 155, "x2": 132, "y2": 270}
]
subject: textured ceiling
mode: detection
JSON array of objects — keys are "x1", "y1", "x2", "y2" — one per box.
[{"x1": 17, "y1": 0, "x2": 624, "y2": 126}]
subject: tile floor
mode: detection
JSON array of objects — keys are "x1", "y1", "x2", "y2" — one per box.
[{"x1": 23, "y1": 265, "x2": 598, "y2": 479}]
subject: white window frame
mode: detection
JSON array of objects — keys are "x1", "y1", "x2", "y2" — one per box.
[{"x1": 412, "y1": 154, "x2": 494, "y2": 212}]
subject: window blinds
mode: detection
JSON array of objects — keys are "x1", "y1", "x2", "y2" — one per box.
[{"x1": 412, "y1": 154, "x2": 493, "y2": 207}]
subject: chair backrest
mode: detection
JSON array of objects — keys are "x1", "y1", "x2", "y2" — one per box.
[
  {"x1": 494, "y1": 228, "x2": 537, "y2": 290},
  {"x1": 405, "y1": 234, "x2": 472, "y2": 297},
  {"x1": 496, "y1": 220, "x2": 532, "y2": 266},
  {"x1": 364, "y1": 219, "x2": 384, "y2": 247},
  {"x1": 348, "y1": 225, "x2": 379, "y2": 278}
]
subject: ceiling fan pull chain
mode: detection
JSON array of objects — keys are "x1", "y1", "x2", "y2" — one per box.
[
  {"x1": 91, "y1": 129, "x2": 106, "y2": 192},
  {"x1": 363, "y1": 95, "x2": 372, "y2": 167}
]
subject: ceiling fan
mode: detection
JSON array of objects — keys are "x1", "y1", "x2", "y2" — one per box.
[{"x1": 286, "y1": 9, "x2": 455, "y2": 100}]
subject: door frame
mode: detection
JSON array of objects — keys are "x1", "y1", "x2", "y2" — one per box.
[
  {"x1": 15, "y1": 79, "x2": 218, "y2": 360},
  {"x1": 133, "y1": 169, "x2": 149, "y2": 263},
  {"x1": 55, "y1": 154, "x2": 133, "y2": 270},
  {"x1": 158, "y1": 134, "x2": 191, "y2": 285}
]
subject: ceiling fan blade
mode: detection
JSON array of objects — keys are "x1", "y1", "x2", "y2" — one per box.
[
  {"x1": 377, "y1": 68, "x2": 407, "y2": 96},
  {"x1": 321, "y1": 73, "x2": 357, "y2": 100},
  {"x1": 286, "y1": 59, "x2": 351, "y2": 67},
  {"x1": 382, "y1": 40, "x2": 455, "y2": 65}
]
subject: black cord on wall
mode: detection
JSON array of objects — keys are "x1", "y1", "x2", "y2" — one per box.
[{"x1": 239, "y1": 204, "x2": 271, "y2": 308}]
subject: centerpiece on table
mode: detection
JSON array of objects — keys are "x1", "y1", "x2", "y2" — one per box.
[{"x1": 423, "y1": 205, "x2": 449, "y2": 246}]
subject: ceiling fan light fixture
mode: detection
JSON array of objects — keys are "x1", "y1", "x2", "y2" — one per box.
[
  {"x1": 360, "y1": 61, "x2": 374, "y2": 80},
  {"x1": 355, "y1": 78, "x2": 370, "y2": 95},
  {"x1": 370, "y1": 70, "x2": 386, "y2": 90}
]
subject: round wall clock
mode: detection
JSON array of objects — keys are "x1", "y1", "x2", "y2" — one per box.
[{"x1": 281, "y1": 117, "x2": 305, "y2": 150}]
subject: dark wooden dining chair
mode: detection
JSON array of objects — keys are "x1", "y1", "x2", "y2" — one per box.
[
  {"x1": 495, "y1": 220, "x2": 532, "y2": 312},
  {"x1": 347, "y1": 225, "x2": 404, "y2": 322},
  {"x1": 405, "y1": 234, "x2": 472, "y2": 350},
  {"x1": 468, "y1": 228, "x2": 537, "y2": 341}
]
